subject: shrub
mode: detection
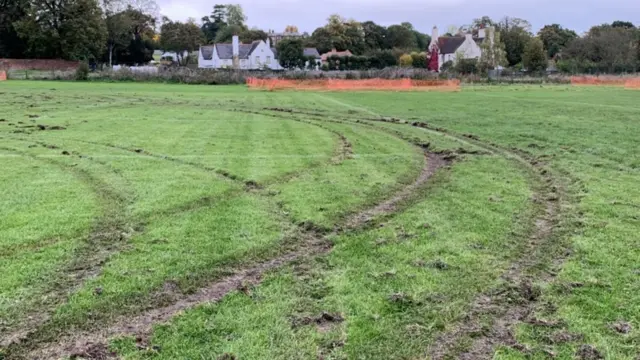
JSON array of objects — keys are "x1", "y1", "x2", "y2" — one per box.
[
  {"x1": 75, "y1": 62, "x2": 90, "y2": 81},
  {"x1": 411, "y1": 52, "x2": 427, "y2": 68},
  {"x1": 455, "y1": 58, "x2": 479, "y2": 74},
  {"x1": 441, "y1": 60, "x2": 454, "y2": 72},
  {"x1": 399, "y1": 54, "x2": 413, "y2": 67}
]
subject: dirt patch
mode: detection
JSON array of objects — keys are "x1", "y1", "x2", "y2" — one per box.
[
  {"x1": 422, "y1": 126, "x2": 565, "y2": 359},
  {"x1": 22, "y1": 146, "x2": 451, "y2": 359},
  {"x1": 610, "y1": 321, "x2": 632, "y2": 334},
  {"x1": 292, "y1": 312, "x2": 344, "y2": 333},
  {"x1": 345, "y1": 152, "x2": 451, "y2": 228},
  {"x1": 37, "y1": 124, "x2": 66, "y2": 131},
  {"x1": 576, "y1": 344, "x2": 604, "y2": 360}
]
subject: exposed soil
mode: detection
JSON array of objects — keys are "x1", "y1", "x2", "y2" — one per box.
[
  {"x1": 346, "y1": 152, "x2": 450, "y2": 228},
  {"x1": 22, "y1": 148, "x2": 450, "y2": 360}
]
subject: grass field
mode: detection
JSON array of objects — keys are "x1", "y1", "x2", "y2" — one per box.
[{"x1": 0, "y1": 81, "x2": 638, "y2": 360}]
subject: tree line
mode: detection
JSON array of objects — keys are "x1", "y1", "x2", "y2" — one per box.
[{"x1": 1, "y1": 1, "x2": 638, "y2": 73}]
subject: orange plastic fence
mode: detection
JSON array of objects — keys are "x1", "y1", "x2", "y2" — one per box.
[
  {"x1": 624, "y1": 79, "x2": 640, "y2": 89},
  {"x1": 246, "y1": 78, "x2": 460, "y2": 92},
  {"x1": 0, "y1": 71, "x2": 6, "y2": 81},
  {"x1": 570, "y1": 76, "x2": 635, "y2": 86}
]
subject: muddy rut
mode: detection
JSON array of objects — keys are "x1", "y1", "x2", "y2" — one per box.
[{"x1": 16, "y1": 145, "x2": 449, "y2": 359}]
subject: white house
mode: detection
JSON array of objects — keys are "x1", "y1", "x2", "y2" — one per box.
[
  {"x1": 199, "y1": 35, "x2": 320, "y2": 70},
  {"x1": 428, "y1": 26, "x2": 487, "y2": 70}
]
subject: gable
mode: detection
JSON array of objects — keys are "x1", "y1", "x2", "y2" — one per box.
[{"x1": 201, "y1": 46, "x2": 214, "y2": 60}]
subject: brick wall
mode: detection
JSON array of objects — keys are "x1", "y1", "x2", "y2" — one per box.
[{"x1": 0, "y1": 59, "x2": 80, "y2": 71}]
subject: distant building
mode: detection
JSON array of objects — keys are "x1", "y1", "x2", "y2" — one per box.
[
  {"x1": 428, "y1": 26, "x2": 487, "y2": 71},
  {"x1": 268, "y1": 30, "x2": 305, "y2": 47},
  {"x1": 199, "y1": 35, "x2": 320, "y2": 70},
  {"x1": 320, "y1": 49, "x2": 353, "y2": 62}
]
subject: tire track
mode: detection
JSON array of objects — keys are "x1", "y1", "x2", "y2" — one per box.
[
  {"x1": 292, "y1": 105, "x2": 568, "y2": 359},
  {"x1": 0, "y1": 144, "x2": 134, "y2": 349},
  {"x1": 15, "y1": 132, "x2": 448, "y2": 360}
]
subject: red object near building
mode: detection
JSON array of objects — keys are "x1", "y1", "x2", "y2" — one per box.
[{"x1": 428, "y1": 47, "x2": 439, "y2": 72}]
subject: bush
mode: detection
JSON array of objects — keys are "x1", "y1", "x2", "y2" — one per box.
[
  {"x1": 75, "y1": 62, "x2": 90, "y2": 81},
  {"x1": 411, "y1": 52, "x2": 427, "y2": 68},
  {"x1": 441, "y1": 60, "x2": 454, "y2": 72},
  {"x1": 454, "y1": 58, "x2": 479, "y2": 74},
  {"x1": 399, "y1": 54, "x2": 413, "y2": 67}
]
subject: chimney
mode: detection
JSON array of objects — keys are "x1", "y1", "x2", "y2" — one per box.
[
  {"x1": 266, "y1": 37, "x2": 271, "y2": 48},
  {"x1": 478, "y1": 28, "x2": 486, "y2": 39},
  {"x1": 429, "y1": 26, "x2": 439, "y2": 51},
  {"x1": 232, "y1": 35, "x2": 239, "y2": 68}
]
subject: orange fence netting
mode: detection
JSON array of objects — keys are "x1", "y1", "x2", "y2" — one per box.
[
  {"x1": 246, "y1": 78, "x2": 460, "y2": 92},
  {"x1": 0, "y1": 71, "x2": 6, "y2": 81},
  {"x1": 571, "y1": 76, "x2": 640, "y2": 89}
]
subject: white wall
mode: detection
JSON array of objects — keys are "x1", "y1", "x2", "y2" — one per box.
[{"x1": 439, "y1": 35, "x2": 482, "y2": 70}]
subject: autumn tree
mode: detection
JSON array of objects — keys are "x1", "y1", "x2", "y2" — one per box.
[
  {"x1": 522, "y1": 37, "x2": 547, "y2": 72},
  {"x1": 284, "y1": 25, "x2": 299, "y2": 33},
  {"x1": 310, "y1": 14, "x2": 364, "y2": 54}
]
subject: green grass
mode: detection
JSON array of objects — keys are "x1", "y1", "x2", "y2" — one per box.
[{"x1": 0, "y1": 81, "x2": 638, "y2": 359}]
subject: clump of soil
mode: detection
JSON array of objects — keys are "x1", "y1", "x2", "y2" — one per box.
[
  {"x1": 244, "y1": 180, "x2": 262, "y2": 190},
  {"x1": 0, "y1": 118, "x2": 6, "y2": 122},
  {"x1": 292, "y1": 312, "x2": 344, "y2": 329},
  {"x1": 27, "y1": 114, "x2": 40, "y2": 118},
  {"x1": 576, "y1": 344, "x2": 603, "y2": 360},
  {"x1": 463, "y1": 133, "x2": 480, "y2": 141},
  {"x1": 69, "y1": 342, "x2": 114, "y2": 359},
  {"x1": 217, "y1": 354, "x2": 237, "y2": 360},
  {"x1": 62, "y1": 151, "x2": 70, "y2": 155},
  {"x1": 549, "y1": 330, "x2": 584, "y2": 344},
  {"x1": 610, "y1": 321, "x2": 632, "y2": 334},
  {"x1": 37, "y1": 124, "x2": 66, "y2": 131},
  {"x1": 263, "y1": 107, "x2": 293, "y2": 113}
]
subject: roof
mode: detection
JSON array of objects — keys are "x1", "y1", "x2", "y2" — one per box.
[
  {"x1": 438, "y1": 37, "x2": 466, "y2": 54},
  {"x1": 271, "y1": 47, "x2": 320, "y2": 60},
  {"x1": 321, "y1": 49, "x2": 353, "y2": 61},
  {"x1": 201, "y1": 46, "x2": 214, "y2": 60},
  {"x1": 207, "y1": 41, "x2": 262, "y2": 60}
]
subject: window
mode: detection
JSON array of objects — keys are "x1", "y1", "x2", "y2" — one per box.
[{"x1": 266, "y1": 56, "x2": 271, "y2": 64}]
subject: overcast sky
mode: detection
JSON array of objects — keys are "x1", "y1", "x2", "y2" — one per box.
[{"x1": 158, "y1": 0, "x2": 639, "y2": 35}]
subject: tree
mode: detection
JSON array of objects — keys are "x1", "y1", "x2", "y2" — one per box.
[
  {"x1": 284, "y1": 25, "x2": 299, "y2": 33},
  {"x1": 102, "y1": 1, "x2": 157, "y2": 66},
  {"x1": 276, "y1": 38, "x2": 305, "y2": 69},
  {"x1": 563, "y1": 26, "x2": 638, "y2": 73},
  {"x1": 15, "y1": 0, "x2": 107, "y2": 60},
  {"x1": 538, "y1": 24, "x2": 578, "y2": 58},
  {"x1": 362, "y1": 21, "x2": 387, "y2": 52},
  {"x1": 225, "y1": 4, "x2": 246, "y2": 27},
  {"x1": 471, "y1": 16, "x2": 495, "y2": 32},
  {"x1": 496, "y1": 17, "x2": 532, "y2": 66},
  {"x1": 201, "y1": 4, "x2": 228, "y2": 43},
  {"x1": 160, "y1": 18, "x2": 205, "y2": 65},
  {"x1": 240, "y1": 29, "x2": 267, "y2": 43},
  {"x1": 214, "y1": 24, "x2": 243, "y2": 43},
  {"x1": 478, "y1": 27, "x2": 507, "y2": 71},
  {"x1": 309, "y1": 15, "x2": 365, "y2": 54},
  {"x1": 413, "y1": 31, "x2": 431, "y2": 51},
  {"x1": 611, "y1": 21, "x2": 635, "y2": 29},
  {"x1": 0, "y1": 0, "x2": 28, "y2": 58},
  {"x1": 310, "y1": 27, "x2": 333, "y2": 54},
  {"x1": 386, "y1": 25, "x2": 417, "y2": 50},
  {"x1": 523, "y1": 37, "x2": 547, "y2": 71}
]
